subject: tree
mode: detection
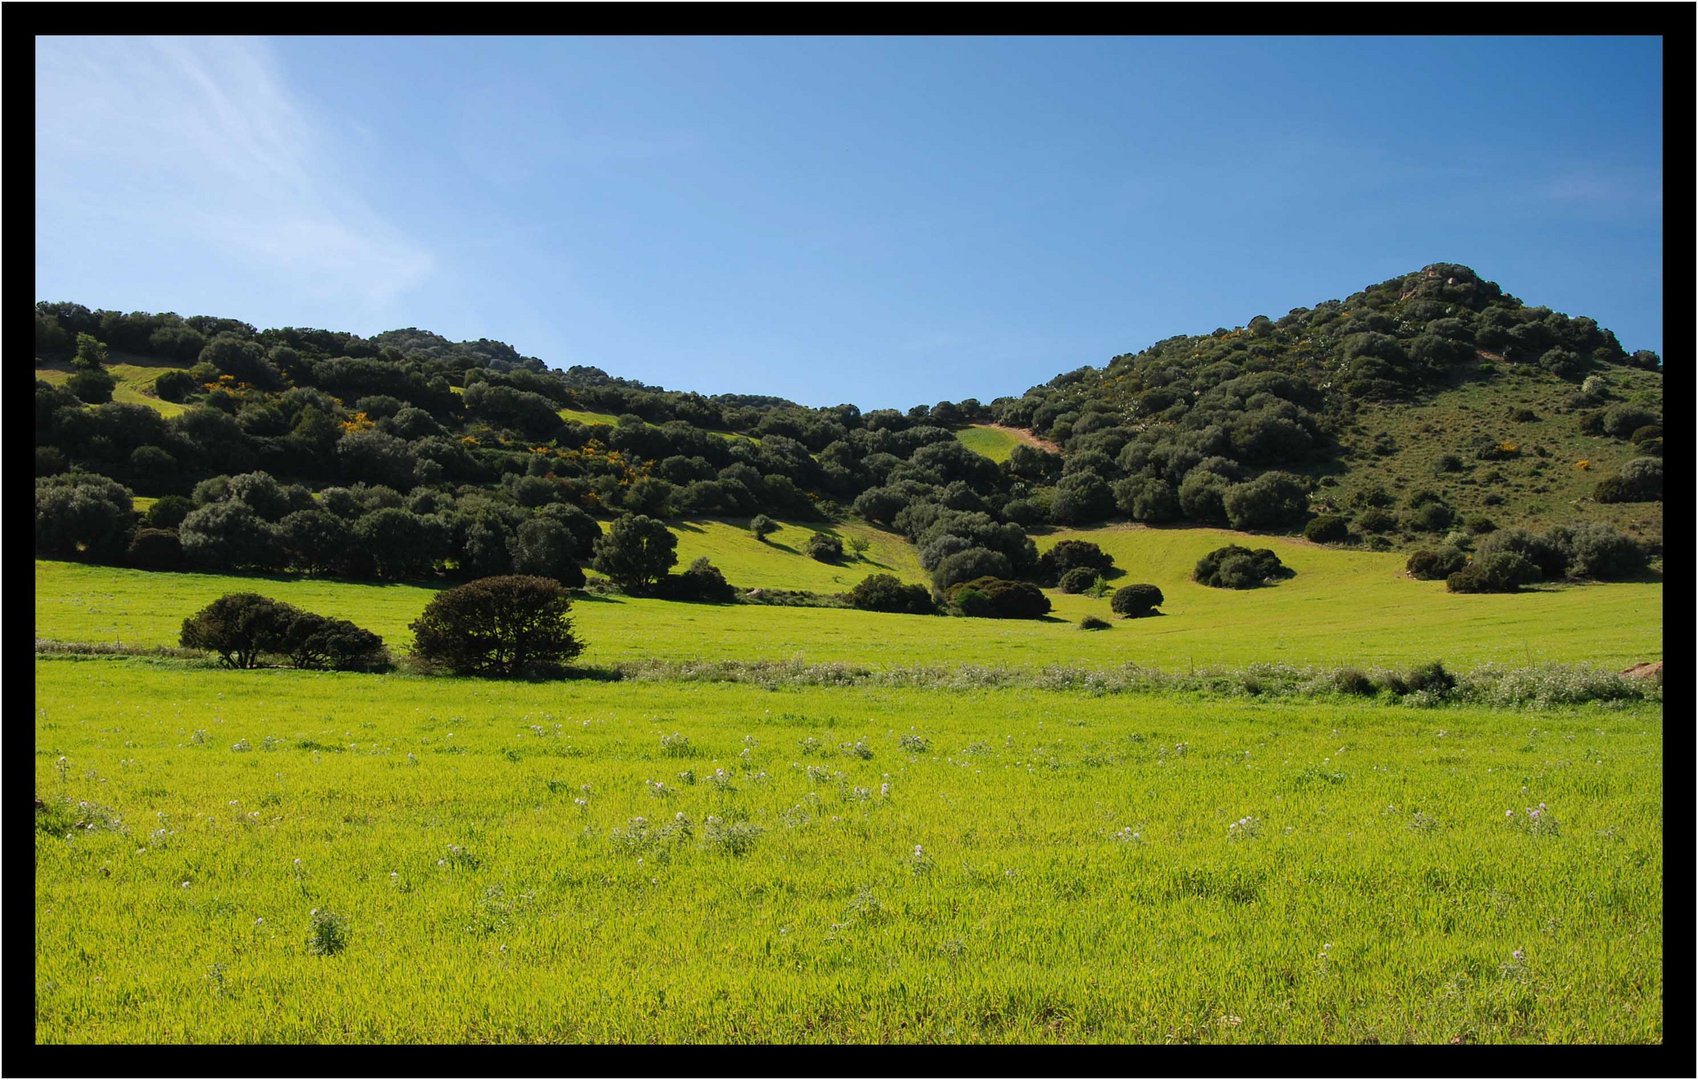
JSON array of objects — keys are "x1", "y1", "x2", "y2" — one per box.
[
  {"x1": 66, "y1": 368, "x2": 117, "y2": 404},
  {"x1": 35, "y1": 473, "x2": 137, "y2": 561},
  {"x1": 591, "y1": 514, "x2": 677, "y2": 592},
  {"x1": 1222, "y1": 471, "x2": 1311, "y2": 531},
  {"x1": 1194, "y1": 545, "x2": 1294, "y2": 589},
  {"x1": 846, "y1": 573, "x2": 935, "y2": 615},
  {"x1": 805, "y1": 532, "x2": 844, "y2": 563},
  {"x1": 277, "y1": 509, "x2": 354, "y2": 575},
  {"x1": 1057, "y1": 567, "x2": 1099, "y2": 594},
  {"x1": 1037, "y1": 539, "x2": 1114, "y2": 584},
  {"x1": 1446, "y1": 552, "x2": 1540, "y2": 594},
  {"x1": 277, "y1": 611, "x2": 392, "y2": 672},
  {"x1": 654, "y1": 557, "x2": 737, "y2": 602},
  {"x1": 180, "y1": 593, "x2": 294, "y2": 669},
  {"x1": 72, "y1": 332, "x2": 110, "y2": 369},
  {"x1": 126, "y1": 528, "x2": 187, "y2": 570},
  {"x1": 1303, "y1": 515, "x2": 1350, "y2": 544},
  {"x1": 749, "y1": 514, "x2": 779, "y2": 542},
  {"x1": 353, "y1": 508, "x2": 449, "y2": 581},
  {"x1": 410, "y1": 575, "x2": 584, "y2": 678},
  {"x1": 1407, "y1": 546, "x2": 1468, "y2": 581},
  {"x1": 1111, "y1": 583, "x2": 1164, "y2": 617},
  {"x1": 179, "y1": 500, "x2": 283, "y2": 571},
  {"x1": 512, "y1": 517, "x2": 587, "y2": 587},
  {"x1": 945, "y1": 576, "x2": 1050, "y2": 619}
]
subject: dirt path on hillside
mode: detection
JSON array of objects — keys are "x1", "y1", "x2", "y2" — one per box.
[{"x1": 982, "y1": 423, "x2": 1064, "y2": 456}]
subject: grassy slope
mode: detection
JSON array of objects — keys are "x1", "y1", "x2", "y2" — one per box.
[
  {"x1": 666, "y1": 519, "x2": 927, "y2": 592},
  {"x1": 34, "y1": 658, "x2": 1663, "y2": 1043},
  {"x1": 1328, "y1": 365, "x2": 1662, "y2": 546},
  {"x1": 37, "y1": 359, "x2": 191, "y2": 418},
  {"x1": 955, "y1": 425, "x2": 1022, "y2": 463},
  {"x1": 37, "y1": 514, "x2": 1661, "y2": 669}
]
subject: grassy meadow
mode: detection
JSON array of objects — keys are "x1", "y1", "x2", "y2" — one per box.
[
  {"x1": 955, "y1": 424, "x2": 1024, "y2": 463},
  {"x1": 34, "y1": 659, "x2": 1662, "y2": 1043},
  {"x1": 36, "y1": 358, "x2": 191, "y2": 418},
  {"x1": 35, "y1": 516, "x2": 1661, "y2": 1043},
  {"x1": 36, "y1": 520, "x2": 1661, "y2": 672}
]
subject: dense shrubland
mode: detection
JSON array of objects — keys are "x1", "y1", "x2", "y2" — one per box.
[{"x1": 35, "y1": 263, "x2": 1659, "y2": 597}]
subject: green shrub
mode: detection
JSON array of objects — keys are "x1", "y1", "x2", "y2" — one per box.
[
  {"x1": 1110, "y1": 583, "x2": 1164, "y2": 617},
  {"x1": 805, "y1": 532, "x2": 844, "y2": 563},
  {"x1": 1194, "y1": 546, "x2": 1293, "y2": 589},
  {"x1": 654, "y1": 558, "x2": 737, "y2": 602},
  {"x1": 946, "y1": 577, "x2": 1051, "y2": 619},
  {"x1": 1406, "y1": 546, "x2": 1467, "y2": 580},
  {"x1": 845, "y1": 573, "x2": 935, "y2": 615},
  {"x1": 179, "y1": 593, "x2": 296, "y2": 669},
  {"x1": 154, "y1": 369, "x2": 197, "y2": 403},
  {"x1": 1446, "y1": 552, "x2": 1540, "y2": 593},
  {"x1": 1078, "y1": 615, "x2": 1111, "y2": 631},
  {"x1": 1057, "y1": 567, "x2": 1100, "y2": 594},
  {"x1": 1332, "y1": 668, "x2": 1377, "y2": 696},
  {"x1": 1303, "y1": 515, "x2": 1351, "y2": 544},
  {"x1": 1356, "y1": 508, "x2": 1397, "y2": 533},
  {"x1": 410, "y1": 575, "x2": 584, "y2": 678}
]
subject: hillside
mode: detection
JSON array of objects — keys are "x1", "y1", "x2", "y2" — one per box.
[{"x1": 35, "y1": 264, "x2": 1660, "y2": 601}]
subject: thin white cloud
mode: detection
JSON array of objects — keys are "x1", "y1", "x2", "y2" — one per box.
[{"x1": 35, "y1": 36, "x2": 433, "y2": 314}]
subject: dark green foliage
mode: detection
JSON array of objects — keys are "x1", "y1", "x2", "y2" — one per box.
[
  {"x1": 1110, "y1": 583, "x2": 1164, "y2": 617},
  {"x1": 591, "y1": 514, "x2": 677, "y2": 592},
  {"x1": 1445, "y1": 552, "x2": 1541, "y2": 593},
  {"x1": 1565, "y1": 523, "x2": 1649, "y2": 581},
  {"x1": 1600, "y1": 404, "x2": 1658, "y2": 439},
  {"x1": 1057, "y1": 567, "x2": 1100, "y2": 594},
  {"x1": 512, "y1": 518, "x2": 586, "y2": 587},
  {"x1": 1078, "y1": 615, "x2": 1112, "y2": 631},
  {"x1": 35, "y1": 473, "x2": 137, "y2": 561},
  {"x1": 805, "y1": 532, "x2": 844, "y2": 563},
  {"x1": 1475, "y1": 528, "x2": 1567, "y2": 581},
  {"x1": 1332, "y1": 668, "x2": 1377, "y2": 696},
  {"x1": 179, "y1": 593, "x2": 295, "y2": 669},
  {"x1": 1194, "y1": 545, "x2": 1294, "y2": 589},
  {"x1": 846, "y1": 573, "x2": 936, "y2": 615},
  {"x1": 1049, "y1": 471, "x2": 1115, "y2": 525},
  {"x1": 1113, "y1": 475, "x2": 1181, "y2": 522},
  {"x1": 125, "y1": 528, "x2": 186, "y2": 570},
  {"x1": 154, "y1": 369, "x2": 197, "y2": 403},
  {"x1": 1038, "y1": 540, "x2": 1114, "y2": 585},
  {"x1": 1303, "y1": 515, "x2": 1350, "y2": 544},
  {"x1": 410, "y1": 575, "x2": 584, "y2": 678},
  {"x1": 353, "y1": 508, "x2": 448, "y2": 580},
  {"x1": 143, "y1": 495, "x2": 193, "y2": 530},
  {"x1": 277, "y1": 611, "x2": 393, "y2": 672},
  {"x1": 66, "y1": 368, "x2": 116, "y2": 404},
  {"x1": 946, "y1": 576, "x2": 1051, "y2": 619},
  {"x1": 179, "y1": 501, "x2": 283, "y2": 571},
  {"x1": 749, "y1": 514, "x2": 779, "y2": 541},
  {"x1": 277, "y1": 510, "x2": 354, "y2": 575},
  {"x1": 1407, "y1": 546, "x2": 1468, "y2": 580},
  {"x1": 1356, "y1": 508, "x2": 1397, "y2": 533},
  {"x1": 1404, "y1": 660, "x2": 1456, "y2": 698},
  {"x1": 931, "y1": 547, "x2": 1013, "y2": 591},
  {"x1": 1405, "y1": 501, "x2": 1455, "y2": 533},
  {"x1": 1434, "y1": 453, "x2": 1464, "y2": 474},
  {"x1": 1594, "y1": 458, "x2": 1661, "y2": 503},
  {"x1": 654, "y1": 557, "x2": 738, "y2": 603}
]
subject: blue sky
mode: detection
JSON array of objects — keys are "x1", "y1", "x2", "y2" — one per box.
[{"x1": 36, "y1": 36, "x2": 1662, "y2": 410}]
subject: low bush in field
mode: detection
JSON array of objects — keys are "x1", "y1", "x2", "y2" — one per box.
[
  {"x1": 1110, "y1": 584, "x2": 1164, "y2": 617},
  {"x1": 180, "y1": 593, "x2": 391, "y2": 671},
  {"x1": 1194, "y1": 546, "x2": 1294, "y2": 589}
]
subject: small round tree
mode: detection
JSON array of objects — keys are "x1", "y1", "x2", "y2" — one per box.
[
  {"x1": 410, "y1": 575, "x2": 584, "y2": 678},
  {"x1": 749, "y1": 514, "x2": 779, "y2": 542},
  {"x1": 591, "y1": 514, "x2": 677, "y2": 593},
  {"x1": 1057, "y1": 566, "x2": 1099, "y2": 594},
  {"x1": 1111, "y1": 583, "x2": 1165, "y2": 617},
  {"x1": 180, "y1": 593, "x2": 295, "y2": 669},
  {"x1": 805, "y1": 532, "x2": 843, "y2": 563}
]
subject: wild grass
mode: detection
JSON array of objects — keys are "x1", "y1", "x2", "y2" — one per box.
[
  {"x1": 36, "y1": 359, "x2": 192, "y2": 418},
  {"x1": 33, "y1": 657, "x2": 1662, "y2": 1043},
  {"x1": 37, "y1": 520, "x2": 1661, "y2": 673},
  {"x1": 955, "y1": 425, "x2": 1024, "y2": 463}
]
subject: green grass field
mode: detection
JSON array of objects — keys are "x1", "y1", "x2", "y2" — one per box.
[
  {"x1": 36, "y1": 518, "x2": 1661, "y2": 671},
  {"x1": 34, "y1": 658, "x2": 1662, "y2": 1043},
  {"x1": 37, "y1": 360, "x2": 191, "y2": 418},
  {"x1": 955, "y1": 425, "x2": 1024, "y2": 463}
]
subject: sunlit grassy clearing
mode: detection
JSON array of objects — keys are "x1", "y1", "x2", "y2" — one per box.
[
  {"x1": 37, "y1": 515, "x2": 1660, "y2": 673},
  {"x1": 33, "y1": 657, "x2": 1662, "y2": 1044},
  {"x1": 36, "y1": 362, "x2": 190, "y2": 418},
  {"x1": 664, "y1": 519, "x2": 928, "y2": 592},
  {"x1": 955, "y1": 425, "x2": 1023, "y2": 463}
]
